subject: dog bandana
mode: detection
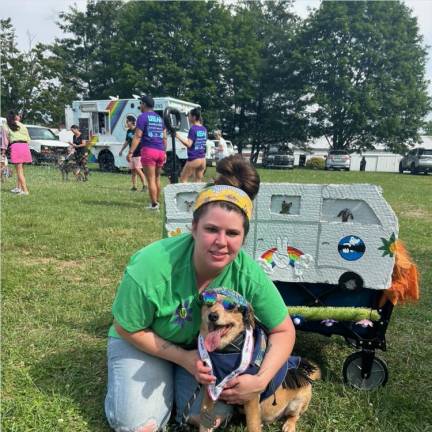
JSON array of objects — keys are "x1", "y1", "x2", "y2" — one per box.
[
  {"x1": 198, "y1": 328, "x2": 254, "y2": 401},
  {"x1": 193, "y1": 185, "x2": 253, "y2": 221}
]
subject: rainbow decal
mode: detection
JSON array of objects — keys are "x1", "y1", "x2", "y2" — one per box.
[
  {"x1": 260, "y1": 246, "x2": 305, "y2": 268},
  {"x1": 260, "y1": 247, "x2": 278, "y2": 268},
  {"x1": 106, "y1": 100, "x2": 127, "y2": 132},
  {"x1": 286, "y1": 246, "x2": 304, "y2": 267}
]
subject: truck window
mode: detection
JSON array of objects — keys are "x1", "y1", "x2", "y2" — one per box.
[
  {"x1": 321, "y1": 199, "x2": 381, "y2": 225},
  {"x1": 270, "y1": 195, "x2": 301, "y2": 215}
]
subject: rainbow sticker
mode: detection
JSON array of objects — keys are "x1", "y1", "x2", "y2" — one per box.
[
  {"x1": 286, "y1": 246, "x2": 305, "y2": 267},
  {"x1": 260, "y1": 246, "x2": 305, "y2": 268},
  {"x1": 260, "y1": 247, "x2": 278, "y2": 268},
  {"x1": 106, "y1": 100, "x2": 127, "y2": 132}
]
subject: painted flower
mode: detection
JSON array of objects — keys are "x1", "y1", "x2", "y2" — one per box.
[
  {"x1": 172, "y1": 300, "x2": 193, "y2": 328},
  {"x1": 355, "y1": 319, "x2": 374, "y2": 328},
  {"x1": 169, "y1": 227, "x2": 182, "y2": 237},
  {"x1": 321, "y1": 319, "x2": 338, "y2": 327}
]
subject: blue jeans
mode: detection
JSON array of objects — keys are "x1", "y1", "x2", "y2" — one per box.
[{"x1": 105, "y1": 337, "x2": 232, "y2": 432}]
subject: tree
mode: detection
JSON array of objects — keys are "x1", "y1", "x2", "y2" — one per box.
[
  {"x1": 299, "y1": 1, "x2": 431, "y2": 152},
  {"x1": 1, "y1": 18, "x2": 26, "y2": 115}
]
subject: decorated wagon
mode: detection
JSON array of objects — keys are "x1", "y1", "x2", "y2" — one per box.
[{"x1": 164, "y1": 182, "x2": 419, "y2": 389}]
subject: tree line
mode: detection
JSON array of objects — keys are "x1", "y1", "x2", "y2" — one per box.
[{"x1": 1, "y1": 0, "x2": 430, "y2": 156}]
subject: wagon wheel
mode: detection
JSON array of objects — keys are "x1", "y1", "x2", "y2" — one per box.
[{"x1": 343, "y1": 352, "x2": 388, "y2": 390}]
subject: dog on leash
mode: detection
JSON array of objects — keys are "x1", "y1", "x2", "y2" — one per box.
[
  {"x1": 198, "y1": 288, "x2": 320, "y2": 432},
  {"x1": 58, "y1": 154, "x2": 83, "y2": 181},
  {"x1": 1, "y1": 154, "x2": 12, "y2": 183}
]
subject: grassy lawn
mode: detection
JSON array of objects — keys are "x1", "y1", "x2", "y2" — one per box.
[{"x1": 1, "y1": 165, "x2": 431, "y2": 432}]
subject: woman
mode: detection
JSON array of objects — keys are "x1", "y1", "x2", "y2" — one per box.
[
  {"x1": 105, "y1": 154, "x2": 296, "y2": 432},
  {"x1": 214, "y1": 129, "x2": 228, "y2": 162},
  {"x1": 69, "y1": 125, "x2": 89, "y2": 181},
  {"x1": 119, "y1": 115, "x2": 147, "y2": 191},
  {"x1": 3, "y1": 111, "x2": 32, "y2": 195},
  {"x1": 176, "y1": 108, "x2": 207, "y2": 183},
  {"x1": 127, "y1": 95, "x2": 167, "y2": 210}
]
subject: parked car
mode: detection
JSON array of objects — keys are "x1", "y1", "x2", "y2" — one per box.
[
  {"x1": 262, "y1": 144, "x2": 294, "y2": 169},
  {"x1": 399, "y1": 147, "x2": 432, "y2": 174},
  {"x1": 325, "y1": 149, "x2": 351, "y2": 171},
  {"x1": 27, "y1": 125, "x2": 70, "y2": 164}
]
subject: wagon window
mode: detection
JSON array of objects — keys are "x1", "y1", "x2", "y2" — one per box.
[
  {"x1": 176, "y1": 192, "x2": 198, "y2": 213},
  {"x1": 270, "y1": 195, "x2": 301, "y2": 215},
  {"x1": 321, "y1": 199, "x2": 381, "y2": 225}
]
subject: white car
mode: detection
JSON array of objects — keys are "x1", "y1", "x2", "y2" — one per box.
[
  {"x1": 206, "y1": 139, "x2": 236, "y2": 166},
  {"x1": 26, "y1": 125, "x2": 70, "y2": 164}
]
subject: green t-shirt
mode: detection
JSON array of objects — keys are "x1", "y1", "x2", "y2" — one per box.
[{"x1": 108, "y1": 234, "x2": 288, "y2": 346}]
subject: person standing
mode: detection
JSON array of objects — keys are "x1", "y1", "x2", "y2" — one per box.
[
  {"x1": 3, "y1": 111, "x2": 32, "y2": 195},
  {"x1": 119, "y1": 115, "x2": 147, "y2": 191},
  {"x1": 214, "y1": 130, "x2": 228, "y2": 162},
  {"x1": 176, "y1": 108, "x2": 207, "y2": 183},
  {"x1": 70, "y1": 125, "x2": 89, "y2": 181},
  {"x1": 127, "y1": 95, "x2": 167, "y2": 210},
  {"x1": 360, "y1": 156, "x2": 367, "y2": 172}
]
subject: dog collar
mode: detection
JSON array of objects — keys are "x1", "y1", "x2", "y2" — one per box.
[{"x1": 198, "y1": 327, "x2": 254, "y2": 401}]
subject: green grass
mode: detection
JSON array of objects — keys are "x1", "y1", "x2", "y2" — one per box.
[{"x1": 2, "y1": 166, "x2": 431, "y2": 432}]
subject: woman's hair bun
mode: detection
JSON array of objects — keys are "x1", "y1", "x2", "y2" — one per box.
[{"x1": 214, "y1": 154, "x2": 260, "y2": 200}]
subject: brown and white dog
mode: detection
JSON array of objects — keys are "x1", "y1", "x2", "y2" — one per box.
[{"x1": 198, "y1": 288, "x2": 320, "y2": 432}]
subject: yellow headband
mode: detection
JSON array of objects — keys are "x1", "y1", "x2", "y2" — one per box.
[{"x1": 193, "y1": 185, "x2": 253, "y2": 220}]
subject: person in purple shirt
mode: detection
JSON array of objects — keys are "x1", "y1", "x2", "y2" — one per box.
[
  {"x1": 176, "y1": 108, "x2": 207, "y2": 182},
  {"x1": 128, "y1": 95, "x2": 167, "y2": 210}
]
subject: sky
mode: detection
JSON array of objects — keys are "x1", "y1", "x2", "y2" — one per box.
[{"x1": 1, "y1": 0, "x2": 431, "y2": 97}]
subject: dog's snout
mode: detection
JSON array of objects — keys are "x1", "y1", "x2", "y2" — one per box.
[{"x1": 208, "y1": 312, "x2": 219, "y2": 322}]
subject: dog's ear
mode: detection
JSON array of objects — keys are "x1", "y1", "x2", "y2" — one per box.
[{"x1": 241, "y1": 304, "x2": 255, "y2": 329}]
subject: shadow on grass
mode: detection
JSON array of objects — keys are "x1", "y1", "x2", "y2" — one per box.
[
  {"x1": 29, "y1": 346, "x2": 110, "y2": 431},
  {"x1": 81, "y1": 199, "x2": 145, "y2": 209},
  {"x1": 60, "y1": 313, "x2": 113, "y2": 339}
]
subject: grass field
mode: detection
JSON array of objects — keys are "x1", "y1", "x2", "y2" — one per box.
[{"x1": 1, "y1": 165, "x2": 431, "y2": 432}]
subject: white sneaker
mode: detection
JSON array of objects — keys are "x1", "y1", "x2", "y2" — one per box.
[
  {"x1": 16, "y1": 191, "x2": 29, "y2": 196},
  {"x1": 146, "y1": 203, "x2": 160, "y2": 210},
  {"x1": 10, "y1": 187, "x2": 21, "y2": 193}
]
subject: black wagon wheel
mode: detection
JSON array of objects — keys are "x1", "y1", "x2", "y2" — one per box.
[
  {"x1": 98, "y1": 150, "x2": 115, "y2": 172},
  {"x1": 343, "y1": 352, "x2": 388, "y2": 390}
]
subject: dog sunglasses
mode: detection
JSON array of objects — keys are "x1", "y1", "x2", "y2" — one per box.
[{"x1": 201, "y1": 291, "x2": 237, "y2": 310}]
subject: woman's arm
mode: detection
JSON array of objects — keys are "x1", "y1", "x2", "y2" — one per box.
[
  {"x1": 119, "y1": 140, "x2": 129, "y2": 155},
  {"x1": 220, "y1": 316, "x2": 295, "y2": 404},
  {"x1": 115, "y1": 323, "x2": 215, "y2": 385},
  {"x1": 175, "y1": 132, "x2": 193, "y2": 148}
]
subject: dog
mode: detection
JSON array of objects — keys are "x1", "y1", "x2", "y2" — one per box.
[
  {"x1": 1, "y1": 154, "x2": 12, "y2": 183},
  {"x1": 58, "y1": 153, "x2": 84, "y2": 181},
  {"x1": 198, "y1": 288, "x2": 320, "y2": 432}
]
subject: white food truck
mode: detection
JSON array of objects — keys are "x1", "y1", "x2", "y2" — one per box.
[{"x1": 65, "y1": 97, "x2": 214, "y2": 174}]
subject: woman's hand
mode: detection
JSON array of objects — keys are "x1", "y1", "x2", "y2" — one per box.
[
  {"x1": 182, "y1": 350, "x2": 215, "y2": 385},
  {"x1": 126, "y1": 152, "x2": 133, "y2": 162},
  {"x1": 219, "y1": 374, "x2": 265, "y2": 405}
]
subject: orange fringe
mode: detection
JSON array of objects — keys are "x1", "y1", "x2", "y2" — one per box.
[{"x1": 381, "y1": 240, "x2": 420, "y2": 306}]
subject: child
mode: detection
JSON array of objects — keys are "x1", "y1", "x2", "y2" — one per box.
[{"x1": 119, "y1": 115, "x2": 147, "y2": 191}]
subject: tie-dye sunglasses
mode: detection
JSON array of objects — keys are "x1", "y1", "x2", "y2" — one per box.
[{"x1": 200, "y1": 290, "x2": 238, "y2": 311}]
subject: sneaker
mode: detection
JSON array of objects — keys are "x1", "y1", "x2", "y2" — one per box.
[
  {"x1": 141, "y1": 186, "x2": 147, "y2": 192},
  {"x1": 10, "y1": 187, "x2": 21, "y2": 193},
  {"x1": 146, "y1": 203, "x2": 160, "y2": 210},
  {"x1": 131, "y1": 187, "x2": 137, "y2": 191},
  {"x1": 16, "y1": 191, "x2": 29, "y2": 196}
]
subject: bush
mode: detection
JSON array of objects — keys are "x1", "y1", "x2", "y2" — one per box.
[{"x1": 306, "y1": 156, "x2": 325, "y2": 170}]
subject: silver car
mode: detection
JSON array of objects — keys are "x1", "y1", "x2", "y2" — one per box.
[
  {"x1": 399, "y1": 147, "x2": 432, "y2": 174},
  {"x1": 325, "y1": 150, "x2": 351, "y2": 171}
]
